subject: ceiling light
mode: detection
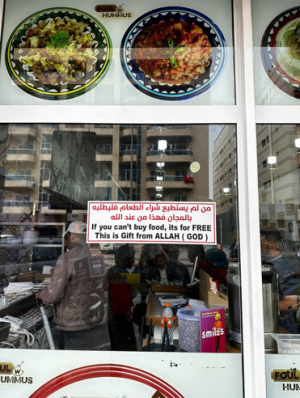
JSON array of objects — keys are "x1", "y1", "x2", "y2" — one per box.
[
  {"x1": 267, "y1": 156, "x2": 277, "y2": 165},
  {"x1": 158, "y1": 140, "x2": 167, "y2": 151}
]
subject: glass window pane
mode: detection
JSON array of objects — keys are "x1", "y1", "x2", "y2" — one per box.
[
  {"x1": 0, "y1": 123, "x2": 243, "y2": 397},
  {"x1": 0, "y1": 123, "x2": 241, "y2": 347},
  {"x1": 257, "y1": 124, "x2": 300, "y2": 395},
  {"x1": 0, "y1": 0, "x2": 234, "y2": 105},
  {"x1": 253, "y1": 1, "x2": 300, "y2": 105},
  {"x1": 257, "y1": 124, "x2": 300, "y2": 339}
]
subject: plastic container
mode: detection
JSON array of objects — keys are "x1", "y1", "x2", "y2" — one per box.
[
  {"x1": 161, "y1": 303, "x2": 174, "y2": 345},
  {"x1": 23, "y1": 230, "x2": 39, "y2": 245},
  {"x1": 0, "y1": 296, "x2": 8, "y2": 310},
  {"x1": 177, "y1": 306, "x2": 204, "y2": 352},
  {"x1": 271, "y1": 334, "x2": 300, "y2": 354}
]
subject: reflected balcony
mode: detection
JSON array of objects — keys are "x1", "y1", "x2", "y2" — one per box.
[
  {"x1": 5, "y1": 175, "x2": 35, "y2": 189},
  {"x1": 42, "y1": 169, "x2": 50, "y2": 188},
  {"x1": 146, "y1": 126, "x2": 193, "y2": 139},
  {"x1": 118, "y1": 171, "x2": 137, "y2": 190},
  {"x1": 41, "y1": 124, "x2": 59, "y2": 135},
  {"x1": 93, "y1": 125, "x2": 117, "y2": 136},
  {"x1": 1, "y1": 201, "x2": 33, "y2": 213},
  {"x1": 119, "y1": 150, "x2": 137, "y2": 163},
  {"x1": 146, "y1": 149, "x2": 193, "y2": 164},
  {"x1": 40, "y1": 145, "x2": 52, "y2": 161},
  {"x1": 96, "y1": 147, "x2": 113, "y2": 162},
  {"x1": 145, "y1": 176, "x2": 194, "y2": 190},
  {"x1": 41, "y1": 205, "x2": 66, "y2": 215},
  {"x1": 60, "y1": 124, "x2": 87, "y2": 131},
  {"x1": 7, "y1": 148, "x2": 36, "y2": 162},
  {"x1": 9, "y1": 124, "x2": 37, "y2": 137},
  {"x1": 94, "y1": 174, "x2": 112, "y2": 188},
  {"x1": 120, "y1": 127, "x2": 138, "y2": 139},
  {"x1": 118, "y1": 180, "x2": 137, "y2": 190}
]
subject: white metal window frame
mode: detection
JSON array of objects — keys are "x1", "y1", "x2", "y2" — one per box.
[{"x1": 0, "y1": 0, "x2": 284, "y2": 397}]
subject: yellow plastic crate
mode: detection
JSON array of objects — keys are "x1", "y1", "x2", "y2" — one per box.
[{"x1": 120, "y1": 273, "x2": 141, "y2": 284}]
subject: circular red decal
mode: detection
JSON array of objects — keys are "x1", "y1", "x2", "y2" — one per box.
[{"x1": 29, "y1": 364, "x2": 184, "y2": 398}]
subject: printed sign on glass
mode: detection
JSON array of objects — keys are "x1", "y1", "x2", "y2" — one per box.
[{"x1": 87, "y1": 201, "x2": 216, "y2": 244}]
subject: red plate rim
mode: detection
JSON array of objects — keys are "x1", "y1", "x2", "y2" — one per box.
[{"x1": 28, "y1": 363, "x2": 184, "y2": 398}]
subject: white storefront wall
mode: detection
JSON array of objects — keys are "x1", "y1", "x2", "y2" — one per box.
[{"x1": 1, "y1": 0, "x2": 293, "y2": 397}]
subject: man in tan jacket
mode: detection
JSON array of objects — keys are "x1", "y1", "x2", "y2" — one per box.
[{"x1": 37, "y1": 221, "x2": 108, "y2": 350}]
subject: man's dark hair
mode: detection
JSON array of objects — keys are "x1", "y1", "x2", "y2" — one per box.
[
  {"x1": 64, "y1": 231, "x2": 71, "y2": 240},
  {"x1": 260, "y1": 227, "x2": 281, "y2": 242}
]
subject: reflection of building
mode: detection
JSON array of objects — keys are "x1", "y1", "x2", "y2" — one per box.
[
  {"x1": 62, "y1": 124, "x2": 141, "y2": 202},
  {"x1": 1, "y1": 124, "x2": 41, "y2": 223},
  {"x1": 257, "y1": 124, "x2": 300, "y2": 242},
  {"x1": 212, "y1": 125, "x2": 237, "y2": 245},
  {"x1": 212, "y1": 124, "x2": 300, "y2": 244},
  {"x1": 0, "y1": 124, "x2": 209, "y2": 222},
  {"x1": 141, "y1": 125, "x2": 209, "y2": 202},
  {"x1": 55, "y1": 124, "x2": 209, "y2": 203}
]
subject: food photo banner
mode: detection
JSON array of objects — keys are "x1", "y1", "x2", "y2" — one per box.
[
  {"x1": 0, "y1": 0, "x2": 234, "y2": 105},
  {"x1": 87, "y1": 201, "x2": 216, "y2": 244},
  {"x1": 0, "y1": 350, "x2": 243, "y2": 398},
  {"x1": 253, "y1": 0, "x2": 300, "y2": 105}
]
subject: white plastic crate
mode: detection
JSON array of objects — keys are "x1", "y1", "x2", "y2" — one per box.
[{"x1": 272, "y1": 334, "x2": 300, "y2": 354}]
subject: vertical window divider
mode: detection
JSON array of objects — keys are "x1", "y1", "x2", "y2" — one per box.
[
  {"x1": 0, "y1": 0, "x2": 267, "y2": 396},
  {"x1": 0, "y1": 0, "x2": 4, "y2": 45},
  {"x1": 234, "y1": 1, "x2": 266, "y2": 398}
]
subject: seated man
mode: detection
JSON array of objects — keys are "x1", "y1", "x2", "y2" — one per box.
[
  {"x1": 163, "y1": 245, "x2": 191, "y2": 284},
  {"x1": 138, "y1": 244, "x2": 164, "y2": 280},
  {"x1": 149, "y1": 254, "x2": 178, "y2": 282},
  {"x1": 261, "y1": 227, "x2": 300, "y2": 333}
]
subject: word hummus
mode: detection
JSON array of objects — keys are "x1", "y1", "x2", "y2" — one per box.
[
  {"x1": 100, "y1": 11, "x2": 133, "y2": 19},
  {"x1": 0, "y1": 375, "x2": 33, "y2": 385},
  {"x1": 281, "y1": 383, "x2": 300, "y2": 392}
]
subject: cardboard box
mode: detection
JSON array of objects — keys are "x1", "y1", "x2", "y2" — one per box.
[
  {"x1": 199, "y1": 270, "x2": 228, "y2": 309},
  {"x1": 34, "y1": 272, "x2": 52, "y2": 281}
]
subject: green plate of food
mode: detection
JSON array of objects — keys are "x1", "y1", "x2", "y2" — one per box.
[{"x1": 5, "y1": 7, "x2": 112, "y2": 100}]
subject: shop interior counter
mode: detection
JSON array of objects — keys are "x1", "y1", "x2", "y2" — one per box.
[
  {"x1": 142, "y1": 338, "x2": 241, "y2": 353},
  {"x1": 0, "y1": 292, "x2": 36, "y2": 318},
  {"x1": 0, "y1": 286, "x2": 54, "y2": 349}
]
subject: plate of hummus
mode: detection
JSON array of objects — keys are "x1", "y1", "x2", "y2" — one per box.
[
  {"x1": 120, "y1": 7, "x2": 227, "y2": 101},
  {"x1": 261, "y1": 6, "x2": 300, "y2": 98},
  {"x1": 5, "y1": 8, "x2": 112, "y2": 100}
]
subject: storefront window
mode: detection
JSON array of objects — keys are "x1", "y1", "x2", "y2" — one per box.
[
  {"x1": 257, "y1": 124, "x2": 300, "y2": 395},
  {"x1": 0, "y1": 0, "x2": 234, "y2": 106},
  {"x1": 253, "y1": 0, "x2": 300, "y2": 105},
  {"x1": 0, "y1": 123, "x2": 243, "y2": 396}
]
